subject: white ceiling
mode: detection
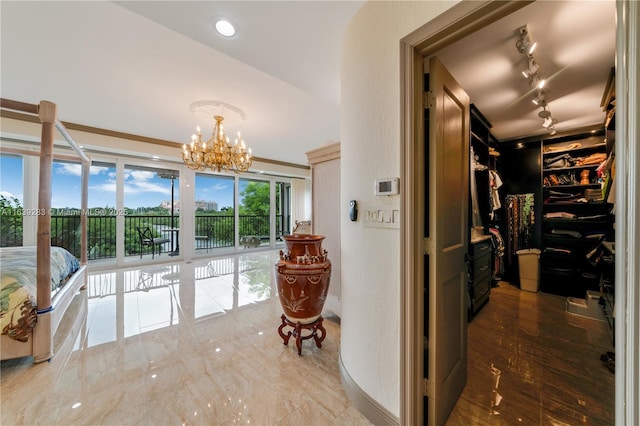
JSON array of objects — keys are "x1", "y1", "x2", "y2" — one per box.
[
  {"x1": 0, "y1": 1, "x2": 616, "y2": 166},
  {"x1": 435, "y1": 0, "x2": 616, "y2": 141}
]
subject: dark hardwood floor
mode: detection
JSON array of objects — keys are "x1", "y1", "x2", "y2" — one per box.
[{"x1": 447, "y1": 281, "x2": 615, "y2": 425}]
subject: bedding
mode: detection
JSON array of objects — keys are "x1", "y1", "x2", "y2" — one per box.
[{"x1": 1, "y1": 246, "x2": 80, "y2": 342}]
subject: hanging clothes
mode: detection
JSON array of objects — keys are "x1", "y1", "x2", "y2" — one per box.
[
  {"x1": 470, "y1": 146, "x2": 484, "y2": 229},
  {"x1": 488, "y1": 170, "x2": 503, "y2": 220},
  {"x1": 489, "y1": 227, "x2": 505, "y2": 280},
  {"x1": 505, "y1": 193, "x2": 536, "y2": 265}
]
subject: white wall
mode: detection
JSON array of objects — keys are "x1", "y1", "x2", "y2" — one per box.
[
  {"x1": 291, "y1": 177, "x2": 311, "y2": 223},
  {"x1": 340, "y1": 0, "x2": 458, "y2": 417}
]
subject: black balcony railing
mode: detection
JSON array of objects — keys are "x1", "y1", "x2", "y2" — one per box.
[
  {"x1": 0, "y1": 213, "x2": 23, "y2": 247},
  {"x1": 42, "y1": 213, "x2": 291, "y2": 260},
  {"x1": 195, "y1": 215, "x2": 234, "y2": 250}
]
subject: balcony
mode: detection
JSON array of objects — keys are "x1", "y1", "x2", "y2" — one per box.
[{"x1": 42, "y1": 214, "x2": 290, "y2": 260}]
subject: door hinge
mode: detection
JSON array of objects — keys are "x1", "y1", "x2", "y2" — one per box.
[
  {"x1": 424, "y1": 378, "x2": 430, "y2": 397},
  {"x1": 424, "y1": 237, "x2": 434, "y2": 256},
  {"x1": 424, "y1": 91, "x2": 434, "y2": 109}
]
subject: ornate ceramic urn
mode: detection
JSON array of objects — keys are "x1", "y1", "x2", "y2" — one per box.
[{"x1": 275, "y1": 234, "x2": 331, "y2": 354}]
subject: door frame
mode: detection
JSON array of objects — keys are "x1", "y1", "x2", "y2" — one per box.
[{"x1": 399, "y1": 1, "x2": 639, "y2": 424}]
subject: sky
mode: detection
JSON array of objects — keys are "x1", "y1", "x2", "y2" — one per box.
[{"x1": 0, "y1": 155, "x2": 249, "y2": 210}]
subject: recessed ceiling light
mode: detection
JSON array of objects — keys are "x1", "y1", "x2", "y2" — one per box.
[{"x1": 214, "y1": 19, "x2": 235, "y2": 37}]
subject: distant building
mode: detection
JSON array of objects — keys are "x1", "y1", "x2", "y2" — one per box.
[
  {"x1": 195, "y1": 200, "x2": 218, "y2": 211},
  {"x1": 160, "y1": 200, "x2": 180, "y2": 212}
]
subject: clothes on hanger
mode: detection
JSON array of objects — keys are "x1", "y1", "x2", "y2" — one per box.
[
  {"x1": 470, "y1": 147, "x2": 484, "y2": 229},
  {"x1": 488, "y1": 170, "x2": 503, "y2": 219},
  {"x1": 505, "y1": 193, "x2": 535, "y2": 264},
  {"x1": 489, "y1": 227, "x2": 505, "y2": 280}
]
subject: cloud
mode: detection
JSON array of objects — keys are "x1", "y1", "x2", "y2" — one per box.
[
  {"x1": 128, "y1": 170, "x2": 156, "y2": 181},
  {"x1": 1, "y1": 191, "x2": 22, "y2": 202},
  {"x1": 55, "y1": 163, "x2": 82, "y2": 176},
  {"x1": 55, "y1": 163, "x2": 110, "y2": 176},
  {"x1": 91, "y1": 166, "x2": 110, "y2": 175},
  {"x1": 91, "y1": 177, "x2": 170, "y2": 196},
  {"x1": 125, "y1": 181, "x2": 171, "y2": 196},
  {"x1": 213, "y1": 183, "x2": 229, "y2": 191},
  {"x1": 90, "y1": 182, "x2": 117, "y2": 193}
]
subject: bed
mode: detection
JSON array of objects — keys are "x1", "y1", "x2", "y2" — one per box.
[{"x1": 0, "y1": 98, "x2": 89, "y2": 363}]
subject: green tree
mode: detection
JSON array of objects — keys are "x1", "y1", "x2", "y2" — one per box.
[
  {"x1": 238, "y1": 181, "x2": 270, "y2": 237},
  {"x1": 240, "y1": 182, "x2": 270, "y2": 215},
  {"x1": 0, "y1": 195, "x2": 23, "y2": 247}
]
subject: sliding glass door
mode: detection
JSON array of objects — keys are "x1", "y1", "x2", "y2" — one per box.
[
  {"x1": 123, "y1": 164, "x2": 179, "y2": 261},
  {"x1": 276, "y1": 180, "x2": 291, "y2": 242},
  {"x1": 194, "y1": 173, "x2": 235, "y2": 250},
  {"x1": 239, "y1": 178, "x2": 270, "y2": 248},
  {"x1": 0, "y1": 154, "x2": 23, "y2": 247}
]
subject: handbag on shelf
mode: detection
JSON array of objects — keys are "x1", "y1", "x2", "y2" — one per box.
[{"x1": 544, "y1": 153, "x2": 575, "y2": 169}]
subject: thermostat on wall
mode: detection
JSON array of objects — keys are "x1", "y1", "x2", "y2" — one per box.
[{"x1": 374, "y1": 177, "x2": 399, "y2": 196}]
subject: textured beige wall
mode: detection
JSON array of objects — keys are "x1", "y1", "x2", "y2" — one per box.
[{"x1": 340, "y1": 0, "x2": 459, "y2": 417}]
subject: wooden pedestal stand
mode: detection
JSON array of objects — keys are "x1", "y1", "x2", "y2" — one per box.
[{"x1": 278, "y1": 314, "x2": 326, "y2": 356}]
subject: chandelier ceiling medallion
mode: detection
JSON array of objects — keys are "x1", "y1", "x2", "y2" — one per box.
[
  {"x1": 182, "y1": 101, "x2": 252, "y2": 173},
  {"x1": 516, "y1": 25, "x2": 558, "y2": 135}
]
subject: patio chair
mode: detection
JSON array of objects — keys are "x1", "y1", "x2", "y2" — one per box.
[
  {"x1": 136, "y1": 226, "x2": 170, "y2": 259},
  {"x1": 195, "y1": 234, "x2": 209, "y2": 253}
]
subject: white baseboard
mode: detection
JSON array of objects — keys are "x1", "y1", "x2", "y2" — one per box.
[{"x1": 339, "y1": 351, "x2": 400, "y2": 426}]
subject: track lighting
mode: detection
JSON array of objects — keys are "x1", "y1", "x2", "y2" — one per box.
[
  {"x1": 532, "y1": 92, "x2": 545, "y2": 106},
  {"x1": 529, "y1": 74, "x2": 540, "y2": 88},
  {"x1": 538, "y1": 106, "x2": 551, "y2": 119},
  {"x1": 516, "y1": 26, "x2": 533, "y2": 54},
  {"x1": 528, "y1": 42, "x2": 537, "y2": 55},
  {"x1": 521, "y1": 58, "x2": 540, "y2": 79},
  {"x1": 515, "y1": 25, "x2": 559, "y2": 131}
]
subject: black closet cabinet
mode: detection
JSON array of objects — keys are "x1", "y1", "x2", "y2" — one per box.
[
  {"x1": 467, "y1": 105, "x2": 499, "y2": 318},
  {"x1": 541, "y1": 133, "x2": 613, "y2": 297}
]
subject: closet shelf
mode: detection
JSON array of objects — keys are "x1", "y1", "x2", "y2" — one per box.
[
  {"x1": 542, "y1": 218, "x2": 609, "y2": 228},
  {"x1": 542, "y1": 142, "x2": 606, "y2": 156},
  {"x1": 543, "y1": 164, "x2": 600, "y2": 172},
  {"x1": 544, "y1": 201, "x2": 606, "y2": 207},
  {"x1": 543, "y1": 235, "x2": 606, "y2": 244},
  {"x1": 543, "y1": 183, "x2": 601, "y2": 189}
]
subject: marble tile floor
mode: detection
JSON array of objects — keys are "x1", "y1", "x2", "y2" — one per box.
[
  {"x1": 1, "y1": 252, "x2": 615, "y2": 425},
  {"x1": 447, "y1": 281, "x2": 615, "y2": 425},
  {"x1": 1, "y1": 251, "x2": 371, "y2": 426}
]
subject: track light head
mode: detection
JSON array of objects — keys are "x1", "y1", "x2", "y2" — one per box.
[
  {"x1": 538, "y1": 107, "x2": 551, "y2": 119},
  {"x1": 542, "y1": 116, "x2": 555, "y2": 129},
  {"x1": 529, "y1": 75, "x2": 540, "y2": 88},
  {"x1": 532, "y1": 92, "x2": 546, "y2": 106}
]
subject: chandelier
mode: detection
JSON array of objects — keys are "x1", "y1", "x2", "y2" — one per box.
[{"x1": 182, "y1": 114, "x2": 252, "y2": 173}]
